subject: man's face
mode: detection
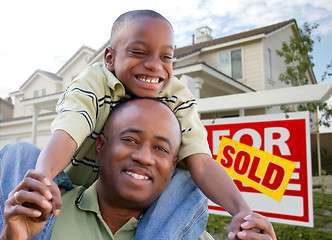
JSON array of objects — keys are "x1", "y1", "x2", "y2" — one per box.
[
  {"x1": 96, "y1": 99, "x2": 181, "y2": 210},
  {"x1": 104, "y1": 16, "x2": 174, "y2": 98}
]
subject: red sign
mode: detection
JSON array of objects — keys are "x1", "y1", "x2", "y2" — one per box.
[{"x1": 202, "y1": 112, "x2": 313, "y2": 227}]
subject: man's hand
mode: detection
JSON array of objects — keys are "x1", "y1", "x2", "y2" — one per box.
[
  {"x1": 1, "y1": 170, "x2": 60, "y2": 240},
  {"x1": 236, "y1": 213, "x2": 277, "y2": 240}
]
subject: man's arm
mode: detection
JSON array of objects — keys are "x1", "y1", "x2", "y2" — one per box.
[
  {"x1": 0, "y1": 170, "x2": 55, "y2": 240},
  {"x1": 184, "y1": 153, "x2": 252, "y2": 239}
]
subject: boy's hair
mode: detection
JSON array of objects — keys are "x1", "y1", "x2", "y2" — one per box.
[{"x1": 110, "y1": 10, "x2": 172, "y2": 46}]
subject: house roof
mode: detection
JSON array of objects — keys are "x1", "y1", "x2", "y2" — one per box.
[
  {"x1": 89, "y1": 41, "x2": 109, "y2": 63},
  {"x1": 56, "y1": 45, "x2": 96, "y2": 75},
  {"x1": 86, "y1": 19, "x2": 297, "y2": 65},
  {"x1": 0, "y1": 97, "x2": 14, "y2": 108},
  {"x1": 20, "y1": 69, "x2": 63, "y2": 90},
  {"x1": 174, "y1": 19, "x2": 296, "y2": 59}
]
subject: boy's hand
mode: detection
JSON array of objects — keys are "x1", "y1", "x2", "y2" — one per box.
[
  {"x1": 47, "y1": 178, "x2": 62, "y2": 216},
  {"x1": 1, "y1": 170, "x2": 55, "y2": 240},
  {"x1": 237, "y1": 213, "x2": 277, "y2": 240},
  {"x1": 228, "y1": 210, "x2": 253, "y2": 239}
]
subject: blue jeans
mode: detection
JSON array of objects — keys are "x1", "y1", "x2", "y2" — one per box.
[{"x1": 0, "y1": 142, "x2": 208, "y2": 239}]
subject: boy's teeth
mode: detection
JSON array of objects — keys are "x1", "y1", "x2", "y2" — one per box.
[
  {"x1": 138, "y1": 77, "x2": 159, "y2": 83},
  {"x1": 125, "y1": 171, "x2": 149, "y2": 180}
]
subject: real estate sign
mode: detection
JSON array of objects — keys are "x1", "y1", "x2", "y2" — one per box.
[{"x1": 202, "y1": 111, "x2": 313, "y2": 227}]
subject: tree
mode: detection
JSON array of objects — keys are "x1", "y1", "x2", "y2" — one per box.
[
  {"x1": 276, "y1": 22, "x2": 332, "y2": 128},
  {"x1": 276, "y1": 22, "x2": 332, "y2": 176}
]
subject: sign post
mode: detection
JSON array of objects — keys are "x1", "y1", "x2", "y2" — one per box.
[{"x1": 203, "y1": 111, "x2": 313, "y2": 227}]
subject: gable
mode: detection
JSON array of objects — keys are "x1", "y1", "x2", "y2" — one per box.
[{"x1": 20, "y1": 70, "x2": 62, "y2": 99}]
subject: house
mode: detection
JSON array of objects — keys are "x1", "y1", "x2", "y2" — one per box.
[
  {"x1": 0, "y1": 97, "x2": 14, "y2": 120},
  {"x1": 0, "y1": 18, "x2": 316, "y2": 149}
]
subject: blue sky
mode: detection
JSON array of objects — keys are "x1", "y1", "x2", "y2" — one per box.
[{"x1": 1, "y1": 0, "x2": 331, "y2": 130}]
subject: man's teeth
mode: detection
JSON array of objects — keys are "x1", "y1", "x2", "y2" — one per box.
[
  {"x1": 138, "y1": 77, "x2": 159, "y2": 83},
  {"x1": 125, "y1": 171, "x2": 149, "y2": 180}
]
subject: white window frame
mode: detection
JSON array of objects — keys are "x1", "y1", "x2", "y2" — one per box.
[
  {"x1": 268, "y1": 48, "x2": 272, "y2": 80},
  {"x1": 41, "y1": 88, "x2": 46, "y2": 96},
  {"x1": 33, "y1": 90, "x2": 39, "y2": 98},
  {"x1": 219, "y1": 48, "x2": 244, "y2": 80}
]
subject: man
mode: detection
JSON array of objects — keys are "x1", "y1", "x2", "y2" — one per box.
[
  {"x1": 1, "y1": 98, "x2": 212, "y2": 239},
  {"x1": 0, "y1": 98, "x2": 276, "y2": 240}
]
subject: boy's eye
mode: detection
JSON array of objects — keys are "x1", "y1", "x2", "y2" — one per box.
[
  {"x1": 162, "y1": 54, "x2": 173, "y2": 62},
  {"x1": 130, "y1": 51, "x2": 146, "y2": 56}
]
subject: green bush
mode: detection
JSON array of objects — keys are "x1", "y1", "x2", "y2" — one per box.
[{"x1": 312, "y1": 147, "x2": 332, "y2": 175}]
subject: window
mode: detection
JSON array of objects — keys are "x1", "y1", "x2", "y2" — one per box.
[
  {"x1": 219, "y1": 49, "x2": 243, "y2": 80},
  {"x1": 41, "y1": 88, "x2": 46, "y2": 96},
  {"x1": 33, "y1": 90, "x2": 39, "y2": 98},
  {"x1": 268, "y1": 48, "x2": 272, "y2": 79}
]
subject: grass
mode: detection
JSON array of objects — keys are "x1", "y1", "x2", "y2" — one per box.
[{"x1": 205, "y1": 191, "x2": 332, "y2": 240}]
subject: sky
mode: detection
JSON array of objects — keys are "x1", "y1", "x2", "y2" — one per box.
[{"x1": 1, "y1": 0, "x2": 331, "y2": 129}]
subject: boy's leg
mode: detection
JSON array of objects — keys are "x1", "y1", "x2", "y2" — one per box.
[
  {"x1": 135, "y1": 167, "x2": 208, "y2": 240},
  {"x1": 0, "y1": 142, "x2": 59, "y2": 239}
]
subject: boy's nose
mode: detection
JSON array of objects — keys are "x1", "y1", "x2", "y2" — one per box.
[
  {"x1": 131, "y1": 144, "x2": 155, "y2": 166},
  {"x1": 144, "y1": 56, "x2": 162, "y2": 72}
]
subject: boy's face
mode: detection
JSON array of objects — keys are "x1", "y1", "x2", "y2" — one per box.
[{"x1": 105, "y1": 16, "x2": 174, "y2": 97}]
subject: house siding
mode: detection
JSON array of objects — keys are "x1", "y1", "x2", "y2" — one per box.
[
  {"x1": 1, "y1": 20, "x2": 319, "y2": 151},
  {"x1": 59, "y1": 51, "x2": 93, "y2": 90},
  {"x1": 243, "y1": 40, "x2": 264, "y2": 91}
]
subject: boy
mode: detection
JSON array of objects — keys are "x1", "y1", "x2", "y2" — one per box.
[{"x1": 35, "y1": 10, "x2": 252, "y2": 239}]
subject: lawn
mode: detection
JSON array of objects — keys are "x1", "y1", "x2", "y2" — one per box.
[{"x1": 205, "y1": 191, "x2": 332, "y2": 239}]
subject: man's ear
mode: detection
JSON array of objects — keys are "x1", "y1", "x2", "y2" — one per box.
[
  {"x1": 95, "y1": 133, "x2": 107, "y2": 157},
  {"x1": 172, "y1": 156, "x2": 178, "y2": 172},
  {"x1": 104, "y1": 47, "x2": 115, "y2": 72}
]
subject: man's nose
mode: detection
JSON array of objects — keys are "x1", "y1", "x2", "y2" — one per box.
[
  {"x1": 144, "y1": 55, "x2": 162, "y2": 72},
  {"x1": 131, "y1": 144, "x2": 155, "y2": 165}
]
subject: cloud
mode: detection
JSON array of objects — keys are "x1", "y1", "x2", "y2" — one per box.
[{"x1": 1, "y1": 0, "x2": 332, "y2": 99}]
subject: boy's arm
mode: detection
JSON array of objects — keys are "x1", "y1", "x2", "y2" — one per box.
[
  {"x1": 35, "y1": 130, "x2": 77, "y2": 180},
  {"x1": 184, "y1": 153, "x2": 252, "y2": 239},
  {"x1": 35, "y1": 130, "x2": 76, "y2": 215}
]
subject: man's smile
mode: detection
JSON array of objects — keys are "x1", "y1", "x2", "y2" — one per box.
[{"x1": 125, "y1": 170, "x2": 150, "y2": 180}]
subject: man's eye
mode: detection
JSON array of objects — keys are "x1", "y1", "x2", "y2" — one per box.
[
  {"x1": 155, "y1": 146, "x2": 169, "y2": 153},
  {"x1": 121, "y1": 137, "x2": 137, "y2": 144}
]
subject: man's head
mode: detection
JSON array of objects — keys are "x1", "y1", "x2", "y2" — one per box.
[
  {"x1": 104, "y1": 10, "x2": 174, "y2": 98},
  {"x1": 96, "y1": 98, "x2": 181, "y2": 212}
]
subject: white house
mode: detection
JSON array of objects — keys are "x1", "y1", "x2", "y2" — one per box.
[{"x1": 0, "y1": 19, "x2": 318, "y2": 149}]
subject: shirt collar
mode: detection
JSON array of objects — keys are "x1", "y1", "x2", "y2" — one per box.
[
  {"x1": 101, "y1": 63, "x2": 126, "y2": 97},
  {"x1": 76, "y1": 180, "x2": 140, "y2": 238}
]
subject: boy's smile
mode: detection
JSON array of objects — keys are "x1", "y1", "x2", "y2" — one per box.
[{"x1": 104, "y1": 16, "x2": 174, "y2": 98}]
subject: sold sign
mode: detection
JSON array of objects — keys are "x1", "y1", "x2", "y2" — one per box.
[{"x1": 216, "y1": 137, "x2": 296, "y2": 201}]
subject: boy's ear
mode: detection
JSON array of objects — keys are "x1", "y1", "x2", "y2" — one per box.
[{"x1": 104, "y1": 47, "x2": 115, "y2": 72}]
